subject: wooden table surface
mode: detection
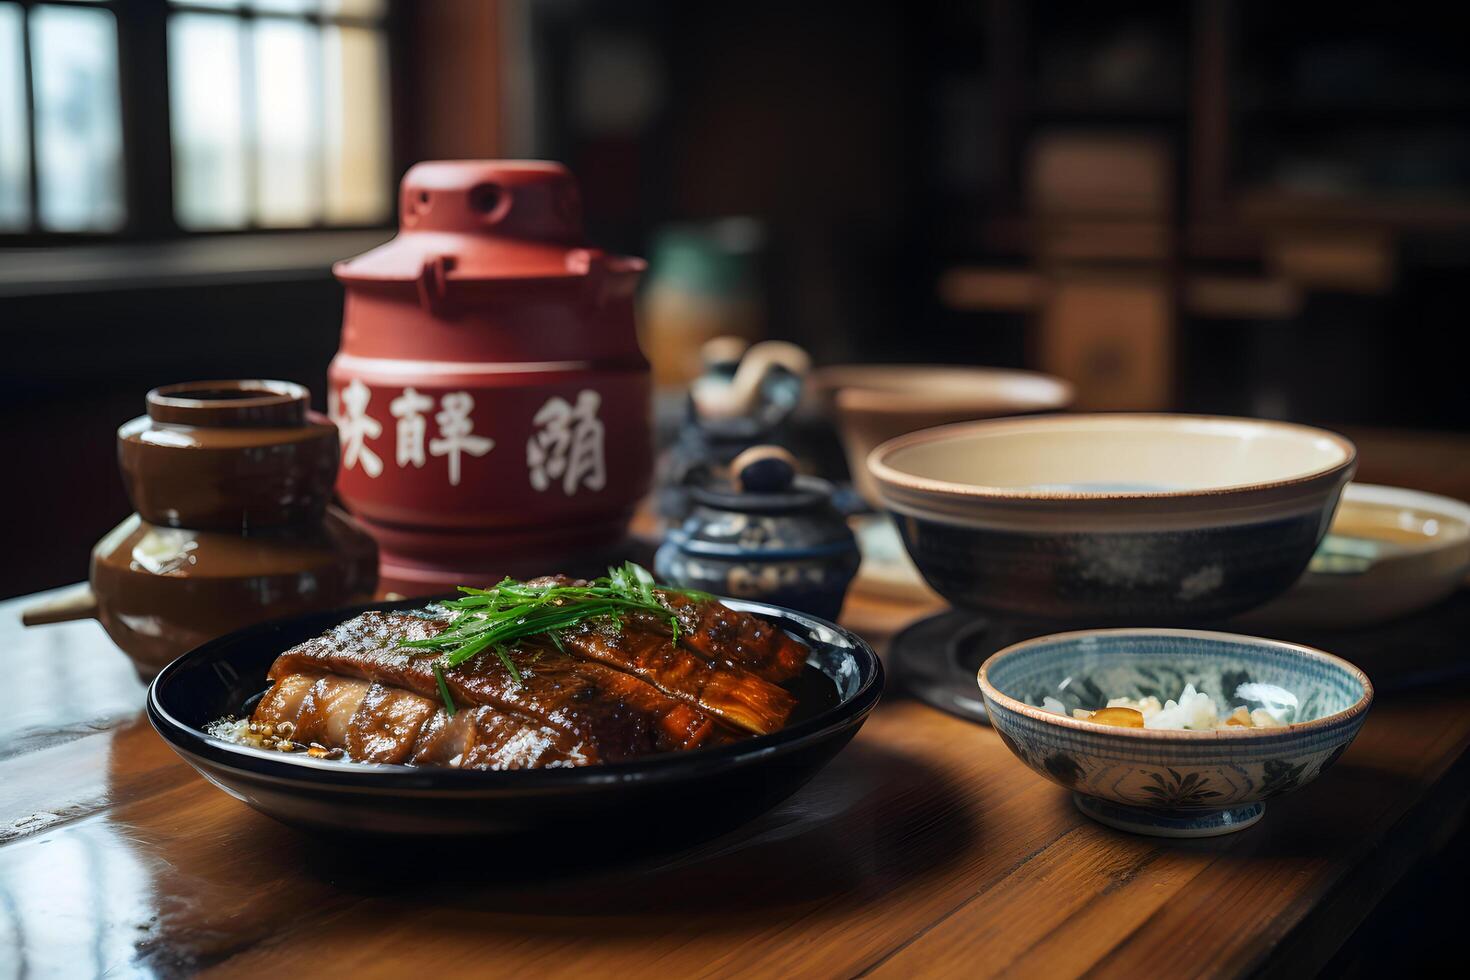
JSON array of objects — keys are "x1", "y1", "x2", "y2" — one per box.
[
  {"x1": 4, "y1": 426, "x2": 1469, "y2": 978},
  {"x1": 0, "y1": 585, "x2": 1466, "y2": 979}
]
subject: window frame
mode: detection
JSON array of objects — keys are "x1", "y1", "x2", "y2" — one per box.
[{"x1": 1, "y1": 0, "x2": 402, "y2": 245}]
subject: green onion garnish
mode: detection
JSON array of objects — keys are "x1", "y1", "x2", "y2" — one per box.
[
  {"x1": 400, "y1": 563, "x2": 710, "y2": 685},
  {"x1": 433, "y1": 664, "x2": 456, "y2": 716}
]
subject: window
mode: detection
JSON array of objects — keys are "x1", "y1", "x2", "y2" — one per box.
[
  {"x1": 0, "y1": 1, "x2": 124, "y2": 232},
  {"x1": 0, "y1": 0, "x2": 393, "y2": 238},
  {"x1": 168, "y1": 0, "x2": 392, "y2": 229}
]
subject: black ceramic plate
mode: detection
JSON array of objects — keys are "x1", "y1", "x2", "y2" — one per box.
[{"x1": 147, "y1": 597, "x2": 883, "y2": 838}]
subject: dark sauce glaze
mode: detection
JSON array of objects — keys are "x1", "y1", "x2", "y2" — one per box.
[{"x1": 231, "y1": 659, "x2": 838, "y2": 764}]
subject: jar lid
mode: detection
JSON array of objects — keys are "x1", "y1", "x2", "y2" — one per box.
[
  {"x1": 146, "y1": 380, "x2": 308, "y2": 427},
  {"x1": 688, "y1": 446, "x2": 831, "y2": 513},
  {"x1": 334, "y1": 160, "x2": 646, "y2": 286}
]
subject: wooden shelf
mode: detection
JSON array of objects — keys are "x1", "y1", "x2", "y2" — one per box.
[
  {"x1": 1238, "y1": 189, "x2": 1470, "y2": 232},
  {"x1": 1238, "y1": 104, "x2": 1470, "y2": 126},
  {"x1": 940, "y1": 264, "x2": 1302, "y2": 321}
]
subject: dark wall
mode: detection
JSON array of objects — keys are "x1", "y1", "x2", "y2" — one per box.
[
  {"x1": 0, "y1": 276, "x2": 344, "y2": 598},
  {"x1": 6, "y1": 0, "x2": 1470, "y2": 599},
  {"x1": 530, "y1": 0, "x2": 1470, "y2": 424}
]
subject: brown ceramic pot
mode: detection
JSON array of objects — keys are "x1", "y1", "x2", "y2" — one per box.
[
  {"x1": 119, "y1": 380, "x2": 339, "y2": 528},
  {"x1": 810, "y1": 365, "x2": 1075, "y2": 506},
  {"x1": 27, "y1": 381, "x2": 378, "y2": 680}
]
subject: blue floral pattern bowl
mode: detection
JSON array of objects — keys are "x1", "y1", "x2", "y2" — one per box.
[{"x1": 978, "y1": 629, "x2": 1373, "y2": 837}]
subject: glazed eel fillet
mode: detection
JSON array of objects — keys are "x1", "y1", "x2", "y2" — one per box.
[
  {"x1": 249, "y1": 588, "x2": 810, "y2": 770},
  {"x1": 254, "y1": 672, "x2": 590, "y2": 769}
]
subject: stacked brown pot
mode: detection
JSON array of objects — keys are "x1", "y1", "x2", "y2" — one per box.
[{"x1": 84, "y1": 381, "x2": 378, "y2": 678}]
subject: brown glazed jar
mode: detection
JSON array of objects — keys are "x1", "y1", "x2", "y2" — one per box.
[
  {"x1": 118, "y1": 380, "x2": 340, "y2": 528},
  {"x1": 69, "y1": 381, "x2": 376, "y2": 679}
]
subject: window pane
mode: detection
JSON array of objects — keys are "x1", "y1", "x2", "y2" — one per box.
[
  {"x1": 29, "y1": 3, "x2": 125, "y2": 231},
  {"x1": 324, "y1": 0, "x2": 386, "y2": 15},
  {"x1": 173, "y1": 2, "x2": 390, "y2": 15},
  {"x1": 324, "y1": 25, "x2": 390, "y2": 223},
  {"x1": 253, "y1": 18, "x2": 320, "y2": 226},
  {"x1": 249, "y1": 0, "x2": 318, "y2": 12},
  {"x1": 0, "y1": 3, "x2": 28, "y2": 230},
  {"x1": 169, "y1": 14, "x2": 248, "y2": 229}
]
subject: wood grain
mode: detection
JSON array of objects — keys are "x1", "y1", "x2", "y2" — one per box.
[{"x1": 3, "y1": 429, "x2": 1469, "y2": 978}]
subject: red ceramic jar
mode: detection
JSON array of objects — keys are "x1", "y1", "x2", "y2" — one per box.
[{"x1": 329, "y1": 161, "x2": 651, "y2": 594}]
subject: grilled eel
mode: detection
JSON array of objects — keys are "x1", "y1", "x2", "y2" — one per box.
[{"x1": 249, "y1": 591, "x2": 808, "y2": 770}]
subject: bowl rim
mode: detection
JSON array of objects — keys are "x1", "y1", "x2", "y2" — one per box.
[
  {"x1": 867, "y1": 413, "x2": 1358, "y2": 502},
  {"x1": 835, "y1": 386, "x2": 1073, "y2": 416},
  {"x1": 814, "y1": 364, "x2": 1076, "y2": 412},
  {"x1": 146, "y1": 596, "x2": 884, "y2": 792},
  {"x1": 977, "y1": 627, "x2": 1373, "y2": 741},
  {"x1": 1329, "y1": 482, "x2": 1470, "y2": 552}
]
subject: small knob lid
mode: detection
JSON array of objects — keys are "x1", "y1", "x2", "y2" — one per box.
[
  {"x1": 398, "y1": 160, "x2": 583, "y2": 240},
  {"x1": 146, "y1": 379, "x2": 308, "y2": 427},
  {"x1": 732, "y1": 445, "x2": 797, "y2": 493}
]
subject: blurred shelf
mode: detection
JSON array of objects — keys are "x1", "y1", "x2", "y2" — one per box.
[
  {"x1": 1238, "y1": 190, "x2": 1470, "y2": 231},
  {"x1": 936, "y1": 267, "x2": 1041, "y2": 312},
  {"x1": 0, "y1": 230, "x2": 393, "y2": 300},
  {"x1": 1184, "y1": 275, "x2": 1302, "y2": 319},
  {"x1": 1240, "y1": 110, "x2": 1470, "y2": 131},
  {"x1": 1238, "y1": 103, "x2": 1470, "y2": 123},
  {"x1": 1264, "y1": 230, "x2": 1396, "y2": 295},
  {"x1": 940, "y1": 264, "x2": 1302, "y2": 321},
  {"x1": 1027, "y1": 106, "x2": 1184, "y2": 126}
]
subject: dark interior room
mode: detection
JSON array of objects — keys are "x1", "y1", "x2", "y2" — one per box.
[{"x1": 2, "y1": 2, "x2": 1468, "y2": 976}]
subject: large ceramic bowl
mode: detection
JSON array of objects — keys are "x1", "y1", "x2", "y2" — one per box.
[
  {"x1": 978, "y1": 628, "x2": 1372, "y2": 837},
  {"x1": 868, "y1": 414, "x2": 1356, "y2": 623},
  {"x1": 812, "y1": 364, "x2": 1074, "y2": 505},
  {"x1": 148, "y1": 596, "x2": 882, "y2": 839}
]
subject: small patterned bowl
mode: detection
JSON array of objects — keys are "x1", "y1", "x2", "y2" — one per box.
[{"x1": 978, "y1": 629, "x2": 1373, "y2": 837}]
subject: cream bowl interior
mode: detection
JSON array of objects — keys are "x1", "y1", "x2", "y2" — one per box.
[
  {"x1": 816, "y1": 364, "x2": 1074, "y2": 414},
  {"x1": 981, "y1": 629, "x2": 1370, "y2": 728},
  {"x1": 874, "y1": 414, "x2": 1353, "y2": 497}
]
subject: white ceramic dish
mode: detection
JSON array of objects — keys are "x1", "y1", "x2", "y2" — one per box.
[{"x1": 1235, "y1": 483, "x2": 1470, "y2": 628}]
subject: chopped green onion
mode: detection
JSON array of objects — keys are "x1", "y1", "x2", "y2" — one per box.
[
  {"x1": 398, "y1": 563, "x2": 707, "y2": 683},
  {"x1": 433, "y1": 664, "x2": 456, "y2": 716},
  {"x1": 491, "y1": 643, "x2": 522, "y2": 683}
]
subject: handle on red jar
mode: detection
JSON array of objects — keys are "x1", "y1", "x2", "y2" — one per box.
[
  {"x1": 571, "y1": 249, "x2": 647, "y2": 309},
  {"x1": 415, "y1": 253, "x2": 456, "y2": 315}
]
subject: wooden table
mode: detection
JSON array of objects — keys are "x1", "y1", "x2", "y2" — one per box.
[{"x1": 1, "y1": 576, "x2": 1466, "y2": 978}]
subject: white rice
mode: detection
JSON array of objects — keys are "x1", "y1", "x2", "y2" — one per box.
[{"x1": 1040, "y1": 683, "x2": 1290, "y2": 730}]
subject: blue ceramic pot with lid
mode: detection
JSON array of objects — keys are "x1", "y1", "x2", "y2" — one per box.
[{"x1": 656, "y1": 446, "x2": 860, "y2": 621}]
